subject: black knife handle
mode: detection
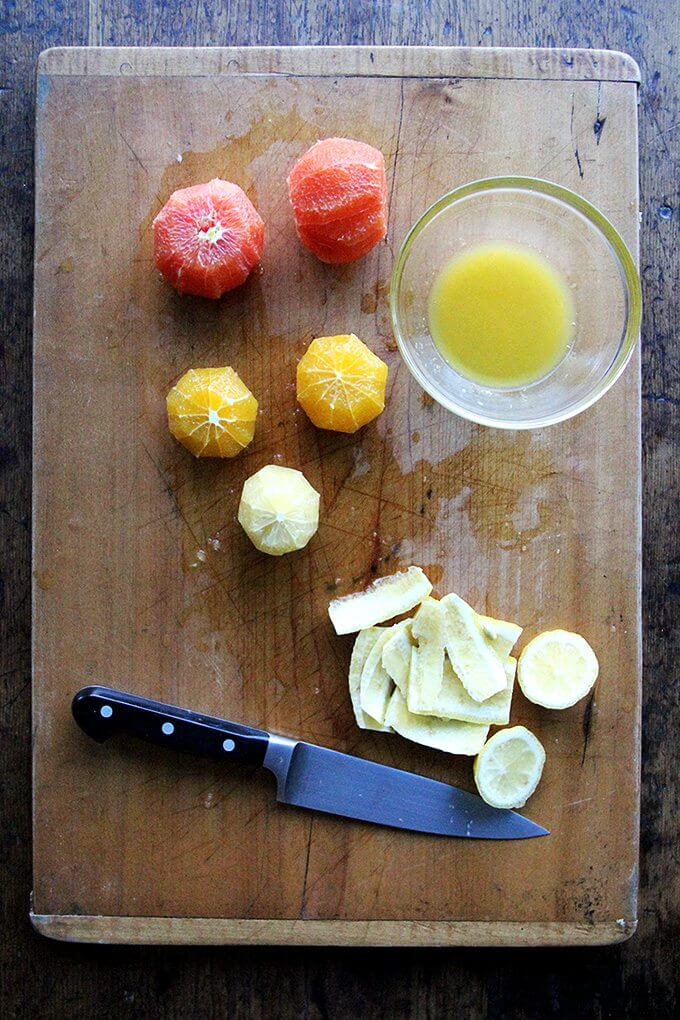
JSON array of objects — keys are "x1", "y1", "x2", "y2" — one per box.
[{"x1": 72, "y1": 685, "x2": 269, "y2": 767}]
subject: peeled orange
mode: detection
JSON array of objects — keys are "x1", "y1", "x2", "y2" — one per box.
[
  {"x1": 167, "y1": 367, "x2": 258, "y2": 458},
  {"x1": 296, "y1": 334, "x2": 388, "y2": 433},
  {"x1": 153, "y1": 179, "x2": 264, "y2": 299},
  {"x1": 287, "y1": 138, "x2": 388, "y2": 264}
]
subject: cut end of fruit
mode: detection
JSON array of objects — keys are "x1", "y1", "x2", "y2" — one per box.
[
  {"x1": 238, "y1": 464, "x2": 320, "y2": 556},
  {"x1": 166, "y1": 367, "x2": 258, "y2": 458},
  {"x1": 518, "y1": 629, "x2": 599, "y2": 709},
  {"x1": 153, "y1": 179, "x2": 264, "y2": 299},
  {"x1": 297, "y1": 333, "x2": 388, "y2": 433},
  {"x1": 329, "y1": 566, "x2": 433, "y2": 635},
  {"x1": 474, "y1": 725, "x2": 546, "y2": 809}
]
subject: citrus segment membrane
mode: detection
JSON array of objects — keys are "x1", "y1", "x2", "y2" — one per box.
[
  {"x1": 153, "y1": 179, "x2": 264, "y2": 298},
  {"x1": 295, "y1": 227, "x2": 382, "y2": 265},
  {"x1": 300, "y1": 206, "x2": 387, "y2": 246},
  {"x1": 289, "y1": 162, "x2": 384, "y2": 225},
  {"x1": 296, "y1": 333, "x2": 388, "y2": 434},
  {"x1": 287, "y1": 137, "x2": 388, "y2": 263},
  {"x1": 287, "y1": 137, "x2": 387, "y2": 224}
]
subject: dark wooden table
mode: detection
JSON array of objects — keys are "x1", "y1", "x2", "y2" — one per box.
[{"x1": 1, "y1": 2, "x2": 677, "y2": 1016}]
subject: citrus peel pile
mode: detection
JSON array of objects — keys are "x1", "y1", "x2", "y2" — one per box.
[{"x1": 330, "y1": 567, "x2": 599, "y2": 809}]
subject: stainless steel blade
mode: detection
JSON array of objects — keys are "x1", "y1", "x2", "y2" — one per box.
[{"x1": 263, "y1": 735, "x2": 548, "y2": 839}]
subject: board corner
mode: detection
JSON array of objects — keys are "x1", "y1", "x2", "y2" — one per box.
[
  {"x1": 36, "y1": 47, "x2": 74, "y2": 76},
  {"x1": 604, "y1": 49, "x2": 641, "y2": 84},
  {"x1": 600, "y1": 916, "x2": 638, "y2": 944},
  {"x1": 30, "y1": 910, "x2": 76, "y2": 943}
]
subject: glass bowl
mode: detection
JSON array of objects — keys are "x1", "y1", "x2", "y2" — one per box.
[{"x1": 390, "y1": 177, "x2": 641, "y2": 429}]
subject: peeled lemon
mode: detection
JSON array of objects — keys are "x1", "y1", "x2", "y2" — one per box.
[
  {"x1": 474, "y1": 725, "x2": 546, "y2": 809},
  {"x1": 518, "y1": 629, "x2": 598, "y2": 709},
  {"x1": 238, "y1": 464, "x2": 320, "y2": 556}
]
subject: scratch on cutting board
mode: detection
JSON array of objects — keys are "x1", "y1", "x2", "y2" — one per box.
[
  {"x1": 299, "y1": 818, "x2": 314, "y2": 916},
  {"x1": 570, "y1": 92, "x2": 585, "y2": 178},
  {"x1": 565, "y1": 797, "x2": 593, "y2": 808},
  {"x1": 581, "y1": 690, "x2": 596, "y2": 764},
  {"x1": 593, "y1": 81, "x2": 607, "y2": 144}
]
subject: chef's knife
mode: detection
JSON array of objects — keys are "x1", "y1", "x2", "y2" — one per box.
[{"x1": 72, "y1": 685, "x2": 548, "y2": 840}]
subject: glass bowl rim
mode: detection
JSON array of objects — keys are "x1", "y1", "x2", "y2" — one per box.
[{"x1": 389, "y1": 175, "x2": 642, "y2": 429}]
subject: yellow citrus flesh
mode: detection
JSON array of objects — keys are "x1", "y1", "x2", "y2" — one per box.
[
  {"x1": 474, "y1": 725, "x2": 546, "y2": 809},
  {"x1": 167, "y1": 367, "x2": 258, "y2": 458},
  {"x1": 238, "y1": 464, "x2": 320, "y2": 556},
  {"x1": 518, "y1": 629, "x2": 599, "y2": 709},
  {"x1": 296, "y1": 333, "x2": 388, "y2": 433}
]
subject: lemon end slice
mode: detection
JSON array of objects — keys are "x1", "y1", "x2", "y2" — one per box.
[
  {"x1": 518, "y1": 629, "x2": 599, "y2": 709},
  {"x1": 474, "y1": 725, "x2": 546, "y2": 809}
]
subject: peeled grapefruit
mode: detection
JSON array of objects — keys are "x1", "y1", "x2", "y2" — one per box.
[
  {"x1": 287, "y1": 138, "x2": 388, "y2": 264},
  {"x1": 153, "y1": 179, "x2": 264, "y2": 299}
]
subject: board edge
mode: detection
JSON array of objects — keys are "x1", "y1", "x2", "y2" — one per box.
[
  {"x1": 30, "y1": 911, "x2": 638, "y2": 947},
  {"x1": 35, "y1": 45, "x2": 642, "y2": 83}
]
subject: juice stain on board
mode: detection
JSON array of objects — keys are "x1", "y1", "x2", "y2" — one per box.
[{"x1": 129, "y1": 107, "x2": 566, "y2": 751}]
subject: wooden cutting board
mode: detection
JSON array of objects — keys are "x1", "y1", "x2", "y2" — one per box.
[{"x1": 32, "y1": 45, "x2": 641, "y2": 946}]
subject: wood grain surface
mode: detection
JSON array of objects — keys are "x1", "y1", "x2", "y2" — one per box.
[
  {"x1": 2, "y1": 1, "x2": 678, "y2": 1016},
  {"x1": 32, "y1": 45, "x2": 640, "y2": 945}
]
